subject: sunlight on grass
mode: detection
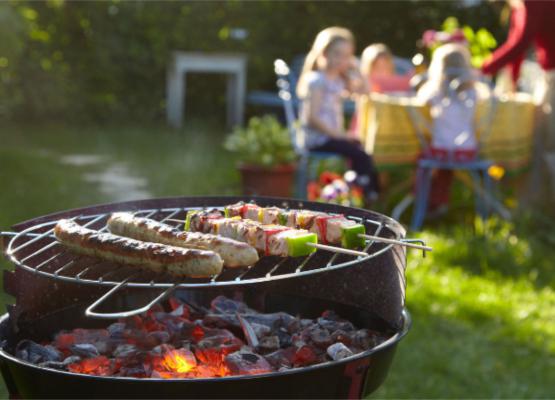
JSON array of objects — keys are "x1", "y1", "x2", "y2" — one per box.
[
  {"x1": 408, "y1": 231, "x2": 555, "y2": 353},
  {"x1": 375, "y1": 216, "x2": 555, "y2": 398}
]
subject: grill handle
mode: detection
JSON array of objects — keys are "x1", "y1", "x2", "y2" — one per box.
[{"x1": 85, "y1": 278, "x2": 177, "y2": 319}]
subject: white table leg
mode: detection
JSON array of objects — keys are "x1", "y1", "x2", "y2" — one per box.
[{"x1": 167, "y1": 66, "x2": 185, "y2": 129}]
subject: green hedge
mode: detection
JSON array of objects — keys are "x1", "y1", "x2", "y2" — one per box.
[{"x1": 0, "y1": 1, "x2": 504, "y2": 122}]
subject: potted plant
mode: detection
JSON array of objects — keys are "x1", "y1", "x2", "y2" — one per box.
[{"x1": 225, "y1": 115, "x2": 297, "y2": 197}]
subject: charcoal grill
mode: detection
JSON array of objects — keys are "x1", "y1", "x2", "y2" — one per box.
[{"x1": 0, "y1": 196, "x2": 425, "y2": 398}]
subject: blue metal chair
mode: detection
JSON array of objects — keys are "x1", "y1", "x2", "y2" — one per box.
[
  {"x1": 408, "y1": 78, "x2": 498, "y2": 231},
  {"x1": 274, "y1": 59, "x2": 344, "y2": 199}
]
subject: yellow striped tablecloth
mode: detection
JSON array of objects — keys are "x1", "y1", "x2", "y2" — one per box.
[{"x1": 357, "y1": 93, "x2": 536, "y2": 173}]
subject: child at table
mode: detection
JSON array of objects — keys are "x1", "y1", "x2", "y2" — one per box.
[
  {"x1": 297, "y1": 27, "x2": 380, "y2": 202},
  {"x1": 349, "y1": 43, "x2": 413, "y2": 134},
  {"x1": 416, "y1": 43, "x2": 483, "y2": 213},
  {"x1": 360, "y1": 43, "x2": 412, "y2": 94}
]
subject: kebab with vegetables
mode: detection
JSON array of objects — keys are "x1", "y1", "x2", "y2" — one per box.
[
  {"x1": 224, "y1": 202, "x2": 366, "y2": 249},
  {"x1": 185, "y1": 209, "x2": 318, "y2": 257}
]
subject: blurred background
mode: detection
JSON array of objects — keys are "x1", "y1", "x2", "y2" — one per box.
[{"x1": 1, "y1": 0, "x2": 554, "y2": 398}]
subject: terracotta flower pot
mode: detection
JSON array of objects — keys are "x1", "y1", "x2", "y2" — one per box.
[{"x1": 238, "y1": 163, "x2": 296, "y2": 197}]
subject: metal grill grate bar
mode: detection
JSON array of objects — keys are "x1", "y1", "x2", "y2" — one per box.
[{"x1": 5, "y1": 206, "x2": 414, "y2": 290}]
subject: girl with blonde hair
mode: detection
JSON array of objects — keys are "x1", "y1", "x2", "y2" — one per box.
[
  {"x1": 417, "y1": 43, "x2": 484, "y2": 212},
  {"x1": 297, "y1": 27, "x2": 380, "y2": 201}
]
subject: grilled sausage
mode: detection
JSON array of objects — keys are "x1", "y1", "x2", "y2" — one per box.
[
  {"x1": 107, "y1": 213, "x2": 259, "y2": 267},
  {"x1": 54, "y1": 219, "x2": 223, "y2": 277}
]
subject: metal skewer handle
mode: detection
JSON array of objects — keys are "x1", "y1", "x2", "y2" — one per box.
[{"x1": 359, "y1": 234, "x2": 432, "y2": 253}]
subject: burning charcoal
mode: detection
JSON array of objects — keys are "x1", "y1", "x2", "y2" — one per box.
[
  {"x1": 309, "y1": 328, "x2": 333, "y2": 349},
  {"x1": 286, "y1": 317, "x2": 301, "y2": 334},
  {"x1": 113, "y1": 344, "x2": 140, "y2": 359},
  {"x1": 293, "y1": 345, "x2": 319, "y2": 367},
  {"x1": 118, "y1": 365, "x2": 147, "y2": 378},
  {"x1": 210, "y1": 296, "x2": 251, "y2": 314},
  {"x1": 326, "y1": 342, "x2": 354, "y2": 361},
  {"x1": 224, "y1": 350, "x2": 273, "y2": 375},
  {"x1": 54, "y1": 329, "x2": 110, "y2": 351},
  {"x1": 146, "y1": 331, "x2": 171, "y2": 346},
  {"x1": 197, "y1": 328, "x2": 243, "y2": 351},
  {"x1": 250, "y1": 322, "x2": 271, "y2": 338},
  {"x1": 330, "y1": 330, "x2": 353, "y2": 346},
  {"x1": 39, "y1": 355, "x2": 81, "y2": 370},
  {"x1": 169, "y1": 304, "x2": 191, "y2": 320},
  {"x1": 244, "y1": 312, "x2": 296, "y2": 331},
  {"x1": 180, "y1": 321, "x2": 205, "y2": 342},
  {"x1": 107, "y1": 322, "x2": 126, "y2": 339},
  {"x1": 351, "y1": 329, "x2": 373, "y2": 349},
  {"x1": 16, "y1": 340, "x2": 62, "y2": 364},
  {"x1": 275, "y1": 328, "x2": 292, "y2": 348},
  {"x1": 159, "y1": 347, "x2": 197, "y2": 374},
  {"x1": 68, "y1": 355, "x2": 114, "y2": 376},
  {"x1": 317, "y1": 316, "x2": 355, "y2": 333},
  {"x1": 299, "y1": 319, "x2": 314, "y2": 329},
  {"x1": 257, "y1": 336, "x2": 280, "y2": 352},
  {"x1": 202, "y1": 313, "x2": 240, "y2": 330},
  {"x1": 70, "y1": 343, "x2": 99, "y2": 358},
  {"x1": 153, "y1": 312, "x2": 186, "y2": 334},
  {"x1": 264, "y1": 347, "x2": 296, "y2": 368}
]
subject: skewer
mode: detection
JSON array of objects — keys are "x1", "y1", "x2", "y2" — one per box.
[
  {"x1": 166, "y1": 218, "x2": 367, "y2": 257},
  {"x1": 306, "y1": 242, "x2": 367, "y2": 257},
  {"x1": 359, "y1": 234, "x2": 432, "y2": 252}
]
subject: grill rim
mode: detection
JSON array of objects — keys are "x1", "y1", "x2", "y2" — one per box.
[{"x1": 4, "y1": 196, "x2": 405, "y2": 290}]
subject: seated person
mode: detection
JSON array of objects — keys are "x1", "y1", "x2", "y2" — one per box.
[
  {"x1": 360, "y1": 43, "x2": 412, "y2": 94},
  {"x1": 350, "y1": 44, "x2": 413, "y2": 134},
  {"x1": 297, "y1": 27, "x2": 380, "y2": 202},
  {"x1": 416, "y1": 43, "x2": 486, "y2": 213}
]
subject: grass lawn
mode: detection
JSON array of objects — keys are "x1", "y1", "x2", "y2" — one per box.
[{"x1": 1, "y1": 122, "x2": 554, "y2": 398}]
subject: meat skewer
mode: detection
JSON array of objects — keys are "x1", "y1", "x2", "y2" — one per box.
[
  {"x1": 225, "y1": 202, "x2": 432, "y2": 253},
  {"x1": 54, "y1": 219, "x2": 223, "y2": 277},
  {"x1": 184, "y1": 210, "x2": 368, "y2": 258},
  {"x1": 224, "y1": 202, "x2": 366, "y2": 249},
  {"x1": 107, "y1": 212, "x2": 259, "y2": 267}
]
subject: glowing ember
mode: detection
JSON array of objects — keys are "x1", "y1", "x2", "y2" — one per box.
[
  {"x1": 161, "y1": 349, "x2": 196, "y2": 374},
  {"x1": 15, "y1": 296, "x2": 390, "y2": 379}
]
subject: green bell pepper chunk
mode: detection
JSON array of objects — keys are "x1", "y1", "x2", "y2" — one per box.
[
  {"x1": 185, "y1": 211, "x2": 199, "y2": 232},
  {"x1": 224, "y1": 208, "x2": 230, "y2": 218},
  {"x1": 341, "y1": 224, "x2": 366, "y2": 249},
  {"x1": 286, "y1": 233, "x2": 317, "y2": 257}
]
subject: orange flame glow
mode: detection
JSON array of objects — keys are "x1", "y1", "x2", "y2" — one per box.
[{"x1": 161, "y1": 349, "x2": 197, "y2": 374}]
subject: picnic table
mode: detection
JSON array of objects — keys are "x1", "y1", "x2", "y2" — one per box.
[{"x1": 356, "y1": 92, "x2": 537, "y2": 174}]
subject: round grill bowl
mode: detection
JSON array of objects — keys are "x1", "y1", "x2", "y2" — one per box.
[{"x1": 0, "y1": 293, "x2": 411, "y2": 399}]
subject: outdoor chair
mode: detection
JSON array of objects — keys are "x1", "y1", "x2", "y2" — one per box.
[
  {"x1": 274, "y1": 59, "x2": 343, "y2": 198},
  {"x1": 408, "y1": 77, "x2": 499, "y2": 231}
]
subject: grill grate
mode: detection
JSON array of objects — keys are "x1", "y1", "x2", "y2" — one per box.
[{"x1": 3, "y1": 205, "x2": 426, "y2": 318}]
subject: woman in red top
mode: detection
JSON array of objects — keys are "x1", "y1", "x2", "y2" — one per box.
[{"x1": 482, "y1": 0, "x2": 555, "y2": 204}]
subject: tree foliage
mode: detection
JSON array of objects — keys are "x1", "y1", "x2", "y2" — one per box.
[{"x1": 0, "y1": 1, "x2": 504, "y2": 122}]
